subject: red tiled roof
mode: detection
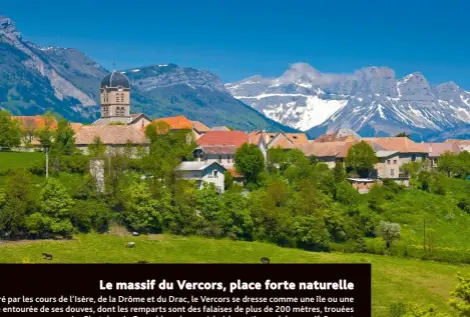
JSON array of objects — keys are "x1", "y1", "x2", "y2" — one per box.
[
  {"x1": 196, "y1": 131, "x2": 248, "y2": 148},
  {"x1": 298, "y1": 141, "x2": 353, "y2": 158},
  {"x1": 362, "y1": 137, "x2": 428, "y2": 153},
  {"x1": 70, "y1": 123, "x2": 83, "y2": 133},
  {"x1": 268, "y1": 133, "x2": 295, "y2": 149},
  {"x1": 153, "y1": 115, "x2": 193, "y2": 130},
  {"x1": 426, "y1": 142, "x2": 461, "y2": 157},
  {"x1": 285, "y1": 133, "x2": 309, "y2": 145}
]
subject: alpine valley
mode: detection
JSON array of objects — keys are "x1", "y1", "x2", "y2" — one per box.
[
  {"x1": 0, "y1": 16, "x2": 295, "y2": 132},
  {"x1": 226, "y1": 63, "x2": 470, "y2": 141}
]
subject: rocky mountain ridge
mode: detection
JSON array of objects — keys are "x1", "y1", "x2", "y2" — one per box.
[
  {"x1": 0, "y1": 16, "x2": 294, "y2": 132},
  {"x1": 226, "y1": 63, "x2": 470, "y2": 140}
]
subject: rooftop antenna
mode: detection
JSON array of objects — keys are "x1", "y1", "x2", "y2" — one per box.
[{"x1": 112, "y1": 60, "x2": 117, "y2": 72}]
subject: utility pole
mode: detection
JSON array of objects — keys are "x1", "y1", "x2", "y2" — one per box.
[{"x1": 45, "y1": 146, "x2": 49, "y2": 178}]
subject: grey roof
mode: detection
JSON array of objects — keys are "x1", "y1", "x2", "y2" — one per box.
[
  {"x1": 375, "y1": 150, "x2": 399, "y2": 158},
  {"x1": 369, "y1": 142, "x2": 386, "y2": 152},
  {"x1": 194, "y1": 145, "x2": 237, "y2": 155},
  {"x1": 177, "y1": 161, "x2": 226, "y2": 171},
  {"x1": 101, "y1": 71, "x2": 130, "y2": 89}
]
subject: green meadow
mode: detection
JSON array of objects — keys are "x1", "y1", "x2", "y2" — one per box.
[{"x1": 0, "y1": 233, "x2": 467, "y2": 317}]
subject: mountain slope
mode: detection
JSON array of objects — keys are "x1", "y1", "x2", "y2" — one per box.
[
  {"x1": 226, "y1": 63, "x2": 470, "y2": 139},
  {"x1": 123, "y1": 64, "x2": 298, "y2": 132},
  {"x1": 0, "y1": 16, "x2": 295, "y2": 132}
]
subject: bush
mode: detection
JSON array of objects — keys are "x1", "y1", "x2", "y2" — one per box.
[{"x1": 69, "y1": 200, "x2": 112, "y2": 233}]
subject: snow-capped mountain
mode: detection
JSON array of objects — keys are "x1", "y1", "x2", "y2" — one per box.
[
  {"x1": 226, "y1": 63, "x2": 349, "y2": 131},
  {"x1": 226, "y1": 63, "x2": 470, "y2": 139}
]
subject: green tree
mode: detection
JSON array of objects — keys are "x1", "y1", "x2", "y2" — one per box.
[
  {"x1": 196, "y1": 183, "x2": 222, "y2": 221},
  {"x1": 0, "y1": 110, "x2": 22, "y2": 150},
  {"x1": 69, "y1": 200, "x2": 111, "y2": 233},
  {"x1": 333, "y1": 160, "x2": 347, "y2": 182},
  {"x1": 0, "y1": 170, "x2": 35, "y2": 237},
  {"x1": 88, "y1": 136, "x2": 106, "y2": 157},
  {"x1": 36, "y1": 111, "x2": 56, "y2": 148},
  {"x1": 291, "y1": 215, "x2": 330, "y2": 251},
  {"x1": 438, "y1": 152, "x2": 458, "y2": 177},
  {"x1": 235, "y1": 143, "x2": 265, "y2": 187},
  {"x1": 53, "y1": 118, "x2": 76, "y2": 155},
  {"x1": 378, "y1": 221, "x2": 401, "y2": 248},
  {"x1": 224, "y1": 170, "x2": 234, "y2": 190},
  {"x1": 395, "y1": 132, "x2": 411, "y2": 139},
  {"x1": 267, "y1": 147, "x2": 287, "y2": 170},
  {"x1": 218, "y1": 190, "x2": 253, "y2": 240},
  {"x1": 345, "y1": 141, "x2": 378, "y2": 177},
  {"x1": 39, "y1": 178, "x2": 74, "y2": 218},
  {"x1": 122, "y1": 181, "x2": 162, "y2": 233}
]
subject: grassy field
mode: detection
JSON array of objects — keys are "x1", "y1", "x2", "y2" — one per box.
[
  {"x1": 0, "y1": 232, "x2": 467, "y2": 317},
  {"x1": 0, "y1": 151, "x2": 43, "y2": 172}
]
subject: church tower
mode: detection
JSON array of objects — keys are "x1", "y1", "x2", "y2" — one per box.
[{"x1": 98, "y1": 71, "x2": 131, "y2": 124}]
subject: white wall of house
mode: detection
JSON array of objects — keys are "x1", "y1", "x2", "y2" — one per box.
[
  {"x1": 376, "y1": 154, "x2": 401, "y2": 178},
  {"x1": 196, "y1": 153, "x2": 235, "y2": 165},
  {"x1": 178, "y1": 165, "x2": 225, "y2": 193}
]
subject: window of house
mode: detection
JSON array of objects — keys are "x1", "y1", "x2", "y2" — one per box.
[
  {"x1": 412, "y1": 155, "x2": 416, "y2": 162},
  {"x1": 390, "y1": 168, "x2": 395, "y2": 176},
  {"x1": 387, "y1": 160, "x2": 391, "y2": 164},
  {"x1": 219, "y1": 155, "x2": 222, "y2": 163},
  {"x1": 214, "y1": 171, "x2": 219, "y2": 177},
  {"x1": 393, "y1": 160, "x2": 397, "y2": 164},
  {"x1": 121, "y1": 93, "x2": 125, "y2": 101}
]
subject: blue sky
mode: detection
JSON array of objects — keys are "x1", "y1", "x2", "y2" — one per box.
[{"x1": 3, "y1": 0, "x2": 470, "y2": 88}]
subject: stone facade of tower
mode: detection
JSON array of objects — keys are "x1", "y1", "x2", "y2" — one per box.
[{"x1": 94, "y1": 71, "x2": 131, "y2": 125}]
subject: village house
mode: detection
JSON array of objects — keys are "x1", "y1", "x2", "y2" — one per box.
[
  {"x1": 10, "y1": 115, "x2": 84, "y2": 151},
  {"x1": 247, "y1": 131, "x2": 310, "y2": 159},
  {"x1": 152, "y1": 115, "x2": 211, "y2": 141},
  {"x1": 298, "y1": 136, "x2": 423, "y2": 186},
  {"x1": 75, "y1": 125, "x2": 150, "y2": 157},
  {"x1": 362, "y1": 137, "x2": 429, "y2": 168},
  {"x1": 193, "y1": 145, "x2": 237, "y2": 167},
  {"x1": 426, "y1": 142, "x2": 461, "y2": 169},
  {"x1": 297, "y1": 141, "x2": 353, "y2": 168},
  {"x1": 176, "y1": 161, "x2": 226, "y2": 193}
]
